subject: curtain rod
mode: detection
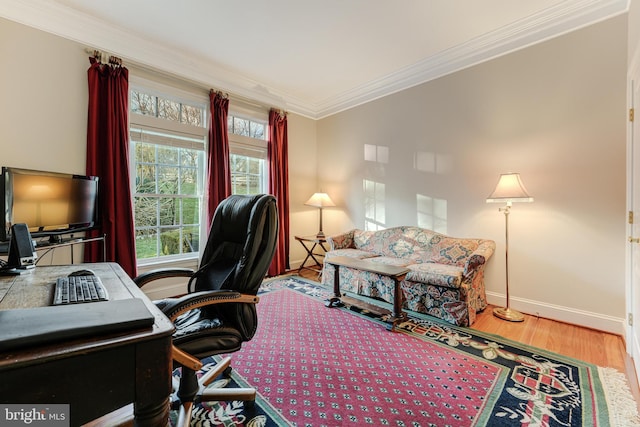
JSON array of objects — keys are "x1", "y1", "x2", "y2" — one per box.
[{"x1": 85, "y1": 48, "x2": 122, "y2": 66}]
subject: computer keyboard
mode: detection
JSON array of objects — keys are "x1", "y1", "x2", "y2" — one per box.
[{"x1": 53, "y1": 275, "x2": 109, "y2": 305}]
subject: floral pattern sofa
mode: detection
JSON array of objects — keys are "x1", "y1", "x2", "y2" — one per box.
[{"x1": 321, "y1": 226, "x2": 495, "y2": 326}]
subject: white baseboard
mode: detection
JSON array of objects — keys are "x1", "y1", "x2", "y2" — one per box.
[{"x1": 486, "y1": 291, "x2": 626, "y2": 336}]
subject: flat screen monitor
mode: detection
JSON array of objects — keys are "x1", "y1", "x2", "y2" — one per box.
[{"x1": 1, "y1": 167, "x2": 99, "y2": 242}]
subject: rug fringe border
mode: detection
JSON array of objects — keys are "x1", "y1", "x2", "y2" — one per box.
[{"x1": 599, "y1": 366, "x2": 640, "y2": 426}]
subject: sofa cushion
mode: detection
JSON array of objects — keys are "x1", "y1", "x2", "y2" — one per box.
[
  {"x1": 362, "y1": 256, "x2": 411, "y2": 267},
  {"x1": 324, "y1": 249, "x2": 378, "y2": 260},
  {"x1": 429, "y1": 235, "x2": 480, "y2": 267},
  {"x1": 406, "y1": 263, "x2": 463, "y2": 288},
  {"x1": 354, "y1": 227, "x2": 436, "y2": 258}
]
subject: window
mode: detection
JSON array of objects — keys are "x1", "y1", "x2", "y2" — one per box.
[
  {"x1": 128, "y1": 84, "x2": 269, "y2": 264},
  {"x1": 130, "y1": 86, "x2": 207, "y2": 262},
  {"x1": 228, "y1": 113, "x2": 268, "y2": 195}
]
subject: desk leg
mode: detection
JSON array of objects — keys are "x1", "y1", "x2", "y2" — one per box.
[
  {"x1": 134, "y1": 337, "x2": 172, "y2": 426},
  {"x1": 325, "y1": 264, "x2": 343, "y2": 308},
  {"x1": 133, "y1": 399, "x2": 170, "y2": 427},
  {"x1": 386, "y1": 276, "x2": 407, "y2": 332}
]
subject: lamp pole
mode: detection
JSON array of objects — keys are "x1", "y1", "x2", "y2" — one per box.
[
  {"x1": 317, "y1": 207, "x2": 325, "y2": 238},
  {"x1": 493, "y1": 202, "x2": 524, "y2": 322}
]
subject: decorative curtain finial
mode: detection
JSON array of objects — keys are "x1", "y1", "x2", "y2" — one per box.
[
  {"x1": 210, "y1": 89, "x2": 228, "y2": 99},
  {"x1": 270, "y1": 108, "x2": 287, "y2": 119},
  {"x1": 108, "y1": 56, "x2": 122, "y2": 66}
]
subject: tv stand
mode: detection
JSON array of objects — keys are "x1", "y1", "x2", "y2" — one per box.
[
  {"x1": 35, "y1": 234, "x2": 107, "y2": 264},
  {"x1": 47, "y1": 234, "x2": 64, "y2": 245}
]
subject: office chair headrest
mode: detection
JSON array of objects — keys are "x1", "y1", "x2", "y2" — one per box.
[{"x1": 192, "y1": 194, "x2": 278, "y2": 294}]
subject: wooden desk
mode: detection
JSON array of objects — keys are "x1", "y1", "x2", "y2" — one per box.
[
  {"x1": 324, "y1": 256, "x2": 409, "y2": 331},
  {"x1": 0, "y1": 263, "x2": 174, "y2": 426}
]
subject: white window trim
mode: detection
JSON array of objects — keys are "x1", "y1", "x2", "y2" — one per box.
[{"x1": 129, "y1": 80, "x2": 209, "y2": 266}]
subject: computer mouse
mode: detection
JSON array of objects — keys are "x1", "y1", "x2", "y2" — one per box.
[{"x1": 68, "y1": 269, "x2": 95, "y2": 277}]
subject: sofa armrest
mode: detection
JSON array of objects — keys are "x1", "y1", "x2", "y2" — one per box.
[
  {"x1": 327, "y1": 229, "x2": 355, "y2": 250},
  {"x1": 462, "y1": 240, "x2": 496, "y2": 282}
]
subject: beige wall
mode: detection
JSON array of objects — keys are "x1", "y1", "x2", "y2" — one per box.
[
  {"x1": 317, "y1": 15, "x2": 628, "y2": 333},
  {"x1": 286, "y1": 113, "x2": 319, "y2": 266},
  {"x1": 0, "y1": 18, "x2": 88, "y2": 174}
]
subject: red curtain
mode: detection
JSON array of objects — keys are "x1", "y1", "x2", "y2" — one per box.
[
  {"x1": 268, "y1": 109, "x2": 290, "y2": 276},
  {"x1": 206, "y1": 90, "x2": 231, "y2": 226},
  {"x1": 85, "y1": 56, "x2": 137, "y2": 277}
]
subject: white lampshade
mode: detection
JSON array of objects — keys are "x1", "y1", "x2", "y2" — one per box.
[
  {"x1": 486, "y1": 173, "x2": 533, "y2": 204},
  {"x1": 305, "y1": 192, "x2": 336, "y2": 208}
]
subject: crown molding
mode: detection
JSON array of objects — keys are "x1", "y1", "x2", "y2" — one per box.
[
  {"x1": 0, "y1": 0, "x2": 318, "y2": 117},
  {"x1": 311, "y1": 0, "x2": 630, "y2": 118},
  {"x1": 0, "y1": 0, "x2": 629, "y2": 120}
]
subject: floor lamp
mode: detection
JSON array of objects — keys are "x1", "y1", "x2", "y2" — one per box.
[
  {"x1": 486, "y1": 173, "x2": 533, "y2": 322},
  {"x1": 305, "y1": 192, "x2": 336, "y2": 238}
]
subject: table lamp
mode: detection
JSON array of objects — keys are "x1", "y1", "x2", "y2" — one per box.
[
  {"x1": 486, "y1": 173, "x2": 533, "y2": 322},
  {"x1": 305, "y1": 192, "x2": 335, "y2": 238}
]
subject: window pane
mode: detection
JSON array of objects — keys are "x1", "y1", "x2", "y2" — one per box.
[
  {"x1": 131, "y1": 91, "x2": 156, "y2": 117},
  {"x1": 181, "y1": 104, "x2": 202, "y2": 126},
  {"x1": 250, "y1": 121, "x2": 265, "y2": 139},
  {"x1": 230, "y1": 154, "x2": 247, "y2": 173},
  {"x1": 136, "y1": 164, "x2": 157, "y2": 194},
  {"x1": 248, "y1": 158, "x2": 261, "y2": 174},
  {"x1": 233, "y1": 117, "x2": 250, "y2": 136},
  {"x1": 182, "y1": 226, "x2": 199, "y2": 254},
  {"x1": 180, "y1": 148, "x2": 198, "y2": 168},
  {"x1": 157, "y1": 98, "x2": 180, "y2": 121},
  {"x1": 182, "y1": 198, "x2": 200, "y2": 225},
  {"x1": 180, "y1": 168, "x2": 198, "y2": 196},
  {"x1": 158, "y1": 146, "x2": 178, "y2": 166},
  {"x1": 232, "y1": 174, "x2": 248, "y2": 195},
  {"x1": 135, "y1": 142, "x2": 156, "y2": 164},
  {"x1": 247, "y1": 175, "x2": 260, "y2": 194},
  {"x1": 135, "y1": 228, "x2": 158, "y2": 259},
  {"x1": 159, "y1": 227, "x2": 181, "y2": 255},
  {"x1": 134, "y1": 197, "x2": 158, "y2": 227},
  {"x1": 230, "y1": 153, "x2": 265, "y2": 196},
  {"x1": 158, "y1": 166, "x2": 179, "y2": 194},
  {"x1": 159, "y1": 197, "x2": 177, "y2": 226}
]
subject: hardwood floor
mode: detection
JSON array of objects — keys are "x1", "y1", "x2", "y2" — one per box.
[{"x1": 296, "y1": 267, "x2": 640, "y2": 404}]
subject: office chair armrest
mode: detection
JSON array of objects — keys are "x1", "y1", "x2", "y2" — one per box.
[
  {"x1": 155, "y1": 290, "x2": 260, "y2": 321},
  {"x1": 133, "y1": 268, "x2": 194, "y2": 288}
]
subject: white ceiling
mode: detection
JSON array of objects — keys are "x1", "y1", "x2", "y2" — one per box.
[{"x1": 0, "y1": 0, "x2": 629, "y2": 118}]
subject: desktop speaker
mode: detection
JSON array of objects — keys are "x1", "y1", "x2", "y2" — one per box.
[{"x1": 7, "y1": 223, "x2": 37, "y2": 269}]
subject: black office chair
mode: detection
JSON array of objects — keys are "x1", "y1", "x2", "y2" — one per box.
[{"x1": 134, "y1": 194, "x2": 278, "y2": 426}]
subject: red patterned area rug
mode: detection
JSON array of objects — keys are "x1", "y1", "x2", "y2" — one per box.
[{"x1": 175, "y1": 276, "x2": 640, "y2": 427}]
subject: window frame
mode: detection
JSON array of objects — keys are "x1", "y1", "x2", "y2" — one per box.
[
  {"x1": 228, "y1": 108, "x2": 269, "y2": 196},
  {"x1": 129, "y1": 78, "x2": 208, "y2": 266}
]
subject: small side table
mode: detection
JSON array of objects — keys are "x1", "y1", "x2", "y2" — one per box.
[{"x1": 295, "y1": 235, "x2": 328, "y2": 276}]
